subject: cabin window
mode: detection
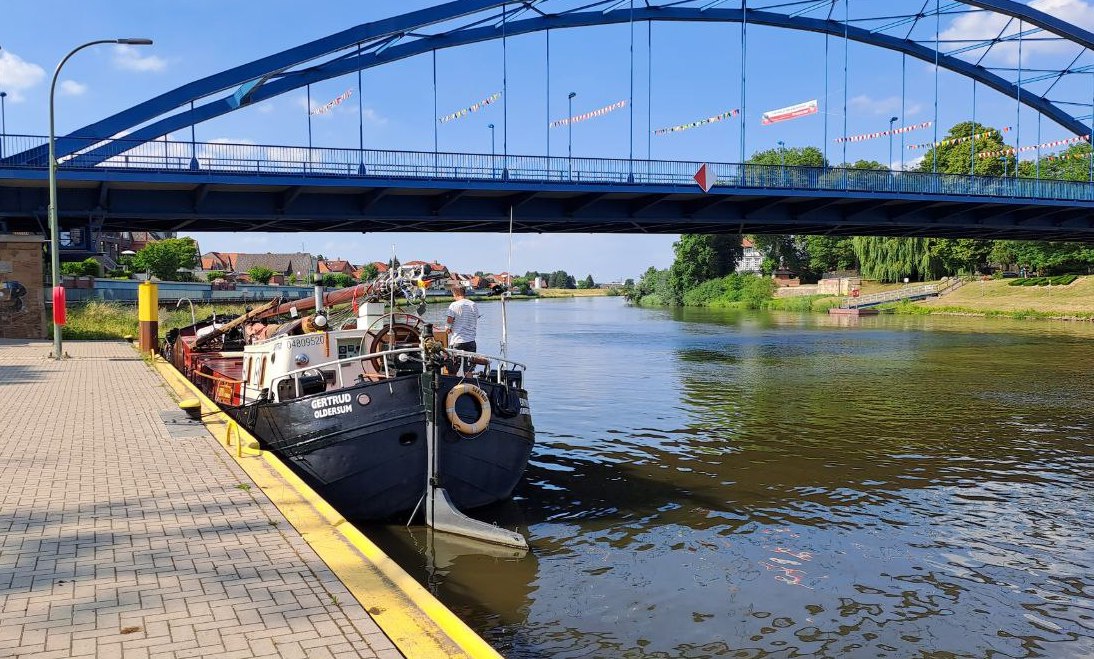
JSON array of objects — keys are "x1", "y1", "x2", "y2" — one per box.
[{"x1": 270, "y1": 352, "x2": 276, "y2": 364}]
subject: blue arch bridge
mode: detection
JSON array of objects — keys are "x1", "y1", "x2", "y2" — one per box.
[{"x1": 1, "y1": 0, "x2": 1093, "y2": 245}]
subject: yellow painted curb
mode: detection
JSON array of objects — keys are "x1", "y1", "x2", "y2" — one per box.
[{"x1": 153, "y1": 359, "x2": 503, "y2": 659}]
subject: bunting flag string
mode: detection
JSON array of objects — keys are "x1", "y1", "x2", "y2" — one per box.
[
  {"x1": 310, "y1": 89, "x2": 353, "y2": 116},
  {"x1": 653, "y1": 109, "x2": 740, "y2": 135},
  {"x1": 978, "y1": 134, "x2": 1090, "y2": 159},
  {"x1": 907, "y1": 126, "x2": 1011, "y2": 150},
  {"x1": 834, "y1": 121, "x2": 931, "y2": 144},
  {"x1": 438, "y1": 92, "x2": 502, "y2": 123},
  {"x1": 1044, "y1": 151, "x2": 1092, "y2": 162},
  {"x1": 550, "y1": 100, "x2": 627, "y2": 128}
]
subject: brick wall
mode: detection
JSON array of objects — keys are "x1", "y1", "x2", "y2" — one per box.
[{"x1": 0, "y1": 236, "x2": 46, "y2": 339}]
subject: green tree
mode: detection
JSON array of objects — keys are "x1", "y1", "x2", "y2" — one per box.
[
  {"x1": 914, "y1": 121, "x2": 1010, "y2": 177},
  {"x1": 60, "y1": 258, "x2": 101, "y2": 277},
  {"x1": 804, "y1": 236, "x2": 856, "y2": 275},
  {"x1": 668, "y1": 234, "x2": 744, "y2": 301},
  {"x1": 248, "y1": 266, "x2": 276, "y2": 285},
  {"x1": 357, "y1": 263, "x2": 380, "y2": 281},
  {"x1": 749, "y1": 145, "x2": 827, "y2": 168},
  {"x1": 991, "y1": 240, "x2": 1094, "y2": 274},
  {"x1": 584, "y1": 274, "x2": 595, "y2": 289},
  {"x1": 323, "y1": 273, "x2": 354, "y2": 289},
  {"x1": 205, "y1": 270, "x2": 227, "y2": 282},
  {"x1": 743, "y1": 147, "x2": 828, "y2": 281},
  {"x1": 131, "y1": 237, "x2": 198, "y2": 281}
]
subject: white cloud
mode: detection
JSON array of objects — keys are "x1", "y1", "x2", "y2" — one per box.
[
  {"x1": 113, "y1": 45, "x2": 167, "y2": 72},
  {"x1": 362, "y1": 107, "x2": 388, "y2": 127},
  {"x1": 891, "y1": 155, "x2": 925, "y2": 172},
  {"x1": 848, "y1": 95, "x2": 923, "y2": 118},
  {"x1": 0, "y1": 51, "x2": 46, "y2": 102},
  {"x1": 59, "y1": 80, "x2": 87, "y2": 96},
  {"x1": 940, "y1": 0, "x2": 1094, "y2": 64}
]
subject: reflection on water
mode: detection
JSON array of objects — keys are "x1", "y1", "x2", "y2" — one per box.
[{"x1": 364, "y1": 298, "x2": 1094, "y2": 658}]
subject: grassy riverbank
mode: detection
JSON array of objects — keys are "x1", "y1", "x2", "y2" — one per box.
[
  {"x1": 881, "y1": 276, "x2": 1094, "y2": 321},
  {"x1": 533, "y1": 287, "x2": 615, "y2": 298},
  {"x1": 55, "y1": 301, "x2": 252, "y2": 340},
  {"x1": 55, "y1": 291, "x2": 561, "y2": 340}
]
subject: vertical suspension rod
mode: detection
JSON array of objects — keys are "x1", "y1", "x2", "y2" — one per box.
[
  {"x1": 740, "y1": 0, "x2": 748, "y2": 163},
  {"x1": 971, "y1": 80, "x2": 977, "y2": 176},
  {"x1": 1016, "y1": 20, "x2": 1023, "y2": 178},
  {"x1": 843, "y1": 0, "x2": 849, "y2": 168},
  {"x1": 932, "y1": 0, "x2": 939, "y2": 173},
  {"x1": 628, "y1": 0, "x2": 635, "y2": 180},
  {"x1": 546, "y1": 28, "x2": 551, "y2": 161}
]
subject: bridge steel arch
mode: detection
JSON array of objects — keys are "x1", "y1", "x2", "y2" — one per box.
[{"x1": 13, "y1": 1, "x2": 1094, "y2": 167}]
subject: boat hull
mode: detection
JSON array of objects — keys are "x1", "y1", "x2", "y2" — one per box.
[{"x1": 229, "y1": 374, "x2": 534, "y2": 521}]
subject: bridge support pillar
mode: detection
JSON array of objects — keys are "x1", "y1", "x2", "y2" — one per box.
[{"x1": 0, "y1": 235, "x2": 46, "y2": 339}]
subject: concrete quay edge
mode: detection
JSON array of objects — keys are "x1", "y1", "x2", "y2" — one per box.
[{"x1": 152, "y1": 357, "x2": 503, "y2": 659}]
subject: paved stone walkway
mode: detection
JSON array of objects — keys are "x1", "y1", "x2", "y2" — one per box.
[{"x1": 0, "y1": 340, "x2": 401, "y2": 659}]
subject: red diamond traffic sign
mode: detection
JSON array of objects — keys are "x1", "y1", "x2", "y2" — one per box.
[{"x1": 693, "y1": 163, "x2": 715, "y2": 193}]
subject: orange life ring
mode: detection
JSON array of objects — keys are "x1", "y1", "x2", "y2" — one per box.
[
  {"x1": 851, "y1": 289, "x2": 860, "y2": 297},
  {"x1": 445, "y1": 383, "x2": 491, "y2": 435}
]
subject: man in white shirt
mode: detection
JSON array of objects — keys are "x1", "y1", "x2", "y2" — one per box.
[{"x1": 446, "y1": 283, "x2": 481, "y2": 374}]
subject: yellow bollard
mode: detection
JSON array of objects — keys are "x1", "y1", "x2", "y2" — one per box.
[{"x1": 137, "y1": 281, "x2": 159, "y2": 356}]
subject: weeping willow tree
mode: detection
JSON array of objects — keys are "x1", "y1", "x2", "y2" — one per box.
[
  {"x1": 851, "y1": 237, "x2": 943, "y2": 282},
  {"x1": 849, "y1": 123, "x2": 1007, "y2": 282}
]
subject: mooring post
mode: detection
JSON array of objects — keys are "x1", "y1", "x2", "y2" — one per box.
[{"x1": 138, "y1": 280, "x2": 158, "y2": 356}]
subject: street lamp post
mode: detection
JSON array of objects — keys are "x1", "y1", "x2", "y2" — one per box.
[
  {"x1": 488, "y1": 123, "x2": 495, "y2": 178},
  {"x1": 1000, "y1": 156, "x2": 1009, "y2": 178},
  {"x1": 49, "y1": 38, "x2": 153, "y2": 360},
  {"x1": 777, "y1": 140, "x2": 786, "y2": 185},
  {"x1": 567, "y1": 91, "x2": 576, "y2": 180},
  {"x1": 888, "y1": 116, "x2": 898, "y2": 172}
]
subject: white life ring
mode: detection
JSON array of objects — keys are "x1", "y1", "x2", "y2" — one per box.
[{"x1": 445, "y1": 383, "x2": 491, "y2": 435}]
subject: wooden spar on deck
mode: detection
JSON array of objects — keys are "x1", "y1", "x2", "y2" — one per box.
[
  {"x1": 193, "y1": 297, "x2": 283, "y2": 348},
  {"x1": 253, "y1": 283, "x2": 375, "y2": 320}
]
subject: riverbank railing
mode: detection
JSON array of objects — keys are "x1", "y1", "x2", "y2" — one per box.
[
  {"x1": 4, "y1": 134, "x2": 1094, "y2": 203},
  {"x1": 841, "y1": 278, "x2": 968, "y2": 309}
]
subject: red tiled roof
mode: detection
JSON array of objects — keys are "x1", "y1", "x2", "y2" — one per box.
[
  {"x1": 318, "y1": 259, "x2": 354, "y2": 275},
  {"x1": 742, "y1": 238, "x2": 755, "y2": 249}
]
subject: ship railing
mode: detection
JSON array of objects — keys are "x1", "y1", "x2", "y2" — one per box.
[
  {"x1": 445, "y1": 348, "x2": 527, "y2": 382},
  {"x1": 267, "y1": 345, "x2": 527, "y2": 399},
  {"x1": 191, "y1": 368, "x2": 244, "y2": 402},
  {"x1": 269, "y1": 347, "x2": 422, "y2": 399}
]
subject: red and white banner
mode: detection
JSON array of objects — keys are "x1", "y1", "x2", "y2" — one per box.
[
  {"x1": 978, "y1": 134, "x2": 1090, "y2": 159},
  {"x1": 834, "y1": 121, "x2": 932, "y2": 144},
  {"x1": 550, "y1": 100, "x2": 627, "y2": 128},
  {"x1": 761, "y1": 99, "x2": 817, "y2": 126},
  {"x1": 310, "y1": 89, "x2": 353, "y2": 116}
]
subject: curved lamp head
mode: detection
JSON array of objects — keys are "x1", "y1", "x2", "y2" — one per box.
[
  {"x1": 488, "y1": 123, "x2": 494, "y2": 129},
  {"x1": 117, "y1": 38, "x2": 154, "y2": 45},
  {"x1": 889, "y1": 116, "x2": 899, "y2": 124},
  {"x1": 568, "y1": 92, "x2": 576, "y2": 99}
]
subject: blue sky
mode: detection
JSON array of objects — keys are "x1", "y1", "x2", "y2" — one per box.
[{"x1": 2, "y1": 1, "x2": 1091, "y2": 280}]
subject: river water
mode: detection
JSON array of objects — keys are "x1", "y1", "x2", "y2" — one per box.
[{"x1": 364, "y1": 296, "x2": 1094, "y2": 658}]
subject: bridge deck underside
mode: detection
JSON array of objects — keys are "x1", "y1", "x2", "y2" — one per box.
[{"x1": 1, "y1": 172, "x2": 1091, "y2": 241}]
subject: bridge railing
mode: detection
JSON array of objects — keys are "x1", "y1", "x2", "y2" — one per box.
[{"x1": 3, "y1": 133, "x2": 1094, "y2": 202}]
